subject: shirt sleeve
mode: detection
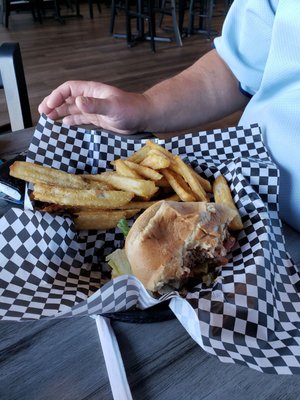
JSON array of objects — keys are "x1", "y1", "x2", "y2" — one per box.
[{"x1": 214, "y1": 0, "x2": 278, "y2": 96}]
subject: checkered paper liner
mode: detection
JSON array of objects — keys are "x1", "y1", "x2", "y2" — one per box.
[{"x1": 1, "y1": 115, "x2": 300, "y2": 374}]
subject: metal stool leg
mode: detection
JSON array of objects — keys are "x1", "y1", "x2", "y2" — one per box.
[
  {"x1": 110, "y1": 0, "x2": 117, "y2": 33},
  {"x1": 188, "y1": 0, "x2": 215, "y2": 38},
  {"x1": 170, "y1": 0, "x2": 182, "y2": 46},
  {"x1": 187, "y1": 0, "x2": 194, "y2": 36},
  {"x1": 205, "y1": 0, "x2": 213, "y2": 38},
  {"x1": 148, "y1": 0, "x2": 156, "y2": 52},
  {"x1": 125, "y1": 0, "x2": 133, "y2": 47},
  {"x1": 158, "y1": 0, "x2": 166, "y2": 27}
]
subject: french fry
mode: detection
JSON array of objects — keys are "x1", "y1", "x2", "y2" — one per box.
[
  {"x1": 10, "y1": 143, "x2": 243, "y2": 234},
  {"x1": 187, "y1": 166, "x2": 212, "y2": 193},
  {"x1": 145, "y1": 140, "x2": 173, "y2": 160},
  {"x1": 33, "y1": 183, "x2": 134, "y2": 208},
  {"x1": 10, "y1": 161, "x2": 89, "y2": 189},
  {"x1": 126, "y1": 145, "x2": 151, "y2": 163},
  {"x1": 141, "y1": 150, "x2": 171, "y2": 170},
  {"x1": 123, "y1": 160, "x2": 163, "y2": 181},
  {"x1": 80, "y1": 175, "x2": 115, "y2": 190},
  {"x1": 169, "y1": 160, "x2": 212, "y2": 193},
  {"x1": 144, "y1": 142, "x2": 212, "y2": 192},
  {"x1": 212, "y1": 175, "x2": 243, "y2": 231},
  {"x1": 38, "y1": 203, "x2": 66, "y2": 213},
  {"x1": 161, "y1": 169, "x2": 196, "y2": 202},
  {"x1": 117, "y1": 193, "x2": 181, "y2": 210},
  {"x1": 155, "y1": 176, "x2": 172, "y2": 188},
  {"x1": 59, "y1": 193, "x2": 180, "y2": 214},
  {"x1": 91, "y1": 171, "x2": 159, "y2": 199},
  {"x1": 73, "y1": 209, "x2": 140, "y2": 230},
  {"x1": 170, "y1": 156, "x2": 208, "y2": 202},
  {"x1": 114, "y1": 159, "x2": 142, "y2": 179}
]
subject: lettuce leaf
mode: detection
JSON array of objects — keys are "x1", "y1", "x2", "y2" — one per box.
[
  {"x1": 117, "y1": 218, "x2": 130, "y2": 237},
  {"x1": 106, "y1": 248, "x2": 132, "y2": 279}
]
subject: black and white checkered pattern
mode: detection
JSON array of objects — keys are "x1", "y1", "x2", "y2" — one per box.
[{"x1": 1, "y1": 114, "x2": 300, "y2": 374}]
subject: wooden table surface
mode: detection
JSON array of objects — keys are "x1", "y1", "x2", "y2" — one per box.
[{"x1": 1, "y1": 128, "x2": 300, "y2": 400}]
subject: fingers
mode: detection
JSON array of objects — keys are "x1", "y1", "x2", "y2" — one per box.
[
  {"x1": 38, "y1": 80, "x2": 99, "y2": 116},
  {"x1": 38, "y1": 95, "x2": 52, "y2": 115},
  {"x1": 38, "y1": 82, "x2": 71, "y2": 114},
  {"x1": 39, "y1": 100, "x2": 79, "y2": 121},
  {"x1": 61, "y1": 114, "x2": 92, "y2": 126},
  {"x1": 75, "y1": 96, "x2": 112, "y2": 115},
  {"x1": 37, "y1": 80, "x2": 145, "y2": 134},
  {"x1": 56, "y1": 97, "x2": 114, "y2": 127}
]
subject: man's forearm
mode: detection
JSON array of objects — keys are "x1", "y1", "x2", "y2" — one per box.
[{"x1": 143, "y1": 49, "x2": 249, "y2": 133}]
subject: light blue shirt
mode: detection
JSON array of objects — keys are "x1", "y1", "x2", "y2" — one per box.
[{"x1": 214, "y1": 0, "x2": 300, "y2": 232}]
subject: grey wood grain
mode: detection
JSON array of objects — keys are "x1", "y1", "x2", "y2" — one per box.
[
  {"x1": 0, "y1": 128, "x2": 34, "y2": 160},
  {"x1": 112, "y1": 315, "x2": 300, "y2": 400},
  {"x1": 2, "y1": 315, "x2": 300, "y2": 400},
  {"x1": 0, "y1": 317, "x2": 112, "y2": 400}
]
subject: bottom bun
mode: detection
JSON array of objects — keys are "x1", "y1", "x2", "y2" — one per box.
[{"x1": 125, "y1": 201, "x2": 237, "y2": 293}]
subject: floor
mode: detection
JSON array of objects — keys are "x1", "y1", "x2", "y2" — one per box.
[{"x1": 0, "y1": 0, "x2": 237, "y2": 131}]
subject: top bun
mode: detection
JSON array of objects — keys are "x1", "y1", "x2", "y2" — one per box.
[{"x1": 125, "y1": 201, "x2": 236, "y2": 292}]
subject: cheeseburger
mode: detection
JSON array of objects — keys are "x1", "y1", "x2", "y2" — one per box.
[{"x1": 124, "y1": 200, "x2": 237, "y2": 293}]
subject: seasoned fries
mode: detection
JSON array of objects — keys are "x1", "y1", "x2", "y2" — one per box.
[
  {"x1": 141, "y1": 149, "x2": 171, "y2": 170},
  {"x1": 33, "y1": 183, "x2": 134, "y2": 208},
  {"x1": 10, "y1": 139, "x2": 242, "y2": 232},
  {"x1": 161, "y1": 169, "x2": 196, "y2": 202},
  {"x1": 123, "y1": 160, "x2": 163, "y2": 181},
  {"x1": 126, "y1": 145, "x2": 151, "y2": 163},
  {"x1": 73, "y1": 209, "x2": 140, "y2": 230},
  {"x1": 90, "y1": 171, "x2": 159, "y2": 199},
  {"x1": 10, "y1": 161, "x2": 89, "y2": 189},
  {"x1": 113, "y1": 159, "x2": 142, "y2": 179},
  {"x1": 170, "y1": 156, "x2": 208, "y2": 202},
  {"x1": 213, "y1": 175, "x2": 243, "y2": 231},
  {"x1": 117, "y1": 194, "x2": 180, "y2": 210},
  {"x1": 187, "y1": 164, "x2": 212, "y2": 193},
  {"x1": 145, "y1": 140, "x2": 173, "y2": 160},
  {"x1": 80, "y1": 176, "x2": 114, "y2": 190}
]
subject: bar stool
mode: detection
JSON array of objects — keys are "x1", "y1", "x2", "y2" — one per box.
[
  {"x1": 158, "y1": 0, "x2": 183, "y2": 45},
  {"x1": 110, "y1": 0, "x2": 182, "y2": 52},
  {"x1": 2, "y1": 0, "x2": 42, "y2": 28},
  {"x1": 87, "y1": 0, "x2": 102, "y2": 19},
  {"x1": 187, "y1": 0, "x2": 214, "y2": 38},
  {"x1": 109, "y1": 0, "x2": 154, "y2": 51},
  {"x1": 110, "y1": 0, "x2": 123, "y2": 34}
]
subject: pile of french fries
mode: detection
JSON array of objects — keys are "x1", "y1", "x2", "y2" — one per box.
[{"x1": 9, "y1": 140, "x2": 243, "y2": 231}]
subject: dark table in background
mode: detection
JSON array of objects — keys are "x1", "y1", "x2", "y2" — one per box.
[{"x1": 1, "y1": 128, "x2": 300, "y2": 400}]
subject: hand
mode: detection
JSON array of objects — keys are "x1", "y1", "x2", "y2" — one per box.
[{"x1": 38, "y1": 80, "x2": 149, "y2": 134}]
